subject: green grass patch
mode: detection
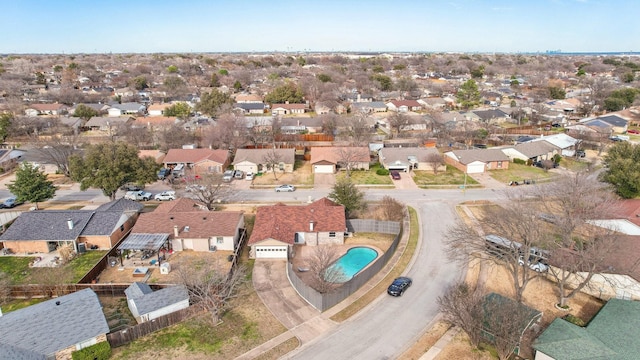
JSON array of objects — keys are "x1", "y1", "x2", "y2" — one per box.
[
  {"x1": 331, "y1": 207, "x2": 419, "y2": 322},
  {"x1": 1, "y1": 298, "x2": 47, "y2": 313},
  {"x1": 253, "y1": 337, "x2": 300, "y2": 360},
  {"x1": 561, "y1": 157, "x2": 592, "y2": 172},
  {"x1": 68, "y1": 251, "x2": 108, "y2": 282},
  {"x1": 413, "y1": 165, "x2": 479, "y2": 186},
  {"x1": 338, "y1": 163, "x2": 393, "y2": 185},
  {"x1": 0, "y1": 257, "x2": 32, "y2": 283},
  {"x1": 489, "y1": 163, "x2": 555, "y2": 183}
]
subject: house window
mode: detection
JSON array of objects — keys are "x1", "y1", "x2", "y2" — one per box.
[
  {"x1": 329, "y1": 232, "x2": 336, "y2": 238},
  {"x1": 120, "y1": 225, "x2": 125, "y2": 232},
  {"x1": 497, "y1": 161, "x2": 503, "y2": 168},
  {"x1": 279, "y1": 162, "x2": 285, "y2": 171},
  {"x1": 217, "y1": 237, "x2": 224, "y2": 244}
]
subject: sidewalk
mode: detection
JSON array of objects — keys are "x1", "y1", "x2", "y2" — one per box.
[{"x1": 237, "y1": 215, "x2": 412, "y2": 359}]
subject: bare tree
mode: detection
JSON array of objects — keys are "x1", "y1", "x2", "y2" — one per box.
[
  {"x1": 377, "y1": 196, "x2": 406, "y2": 222},
  {"x1": 306, "y1": 246, "x2": 347, "y2": 293},
  {"x1": 345, "y1": 113, "x2": 373, "y2": 146},
  {"x1": 425, "y1": 152, "x2": 445, "y2": 175},
  {"x1": 31, "y1": 133, "x2": 82, "y2": 177},
  {"x1": 157, "y1": 124, "x2": 197, "y2": 152},
  {"x1": 0, "y1": 272, "x2": 12, "y2": 305},
  {"x1": 262, "y1": 148, "x2": 284, "y2": 180},
  {"x1": 438, "y1": 282, "x2": 484, "y2": 347},
  {"x1": 334, "y1": 147, "x2": 368, "y2": 177},
  {"x1": 181, "y1": 173, "x2": 232, "y2": 210},
  {"x1": 387, "y1": 112, "x2": 410, "y2": 138},
  {"x1": 175, "y1": 258, "x2": 247, "y2": 324},
  {"x1": 445, "y1": 191, "x2": 550, "y2": 303},
  {"x1": 537, "y1": 173, "x2": 622, "y2": 307}
]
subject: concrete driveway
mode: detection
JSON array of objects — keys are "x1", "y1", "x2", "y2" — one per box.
[
  {"x1": 313, "y1": 173, "x2": 335, "y2": 189},
  {"x1": 392, "y1": 171, "x2": 419, "y2": 189}
]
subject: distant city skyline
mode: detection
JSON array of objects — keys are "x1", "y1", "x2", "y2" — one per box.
[{"x1": 2, "y1": 0, "x2": 639, "y2": 54}]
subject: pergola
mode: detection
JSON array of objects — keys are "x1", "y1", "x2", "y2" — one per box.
[{"x1": 116, "y1": 233, "x2": 170, "y2": 265}]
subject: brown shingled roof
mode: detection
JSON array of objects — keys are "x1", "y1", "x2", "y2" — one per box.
[
  {"x1": 248, "y1": 198, "x2": 346, "y2": 245},
  {"x1": 309, "y1": 146, "x2": 369, "y2": 165},
  {"x1": 163, "y1": 148, "x2": 229, "y2": 165},
  {"x1": 154, "y1": 198, "x2": 208, "y2": 213},
  {"x1": 131, "y1": 211, "x2": 243, "y2": 239}
]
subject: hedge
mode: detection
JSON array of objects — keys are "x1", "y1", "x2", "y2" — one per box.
[{"x1": 376, "y1": 168, "x2": 390, "y2": 175}]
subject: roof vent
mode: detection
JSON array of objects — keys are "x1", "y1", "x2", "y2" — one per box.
[
  {"x1": 67, "y1": 219, "x2": 74, "y2": 230},
  {"x1": 184, "y1": 226, "x2": 190, "y2": 232}
]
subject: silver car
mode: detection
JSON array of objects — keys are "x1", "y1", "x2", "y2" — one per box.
[{"x1": 275, "y1": 184, "x2": 295, "y2": 192}]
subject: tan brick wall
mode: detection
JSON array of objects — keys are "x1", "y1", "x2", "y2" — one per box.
[{"x1": 2, "y1": 240, "x2": 50, "y2": 254}]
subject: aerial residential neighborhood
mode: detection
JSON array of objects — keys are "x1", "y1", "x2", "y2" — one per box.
[{"x1": 1, "y1": 1, "x2": 640, "y2": 359}]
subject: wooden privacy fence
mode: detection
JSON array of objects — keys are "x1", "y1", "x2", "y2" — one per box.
[
  {"x1": 107, "y1": 305, "x2": 204, "y2": 348},
  {"x1": 9, "y1": 283, "x2": 169, "y2": 299}
]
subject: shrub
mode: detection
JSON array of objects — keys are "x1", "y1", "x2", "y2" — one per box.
[
  {"x1": 563, "y1": 314, "x2": 586, "y2": 327},
  {"x1": 513, "y1": 158, "x2": 526, "y2": 165},
  {"x1": 72, "y1": 341, "x2": 111, "y2": 360},
  {"x1": 376, "y1": 168, "x2": 390, "y2": 176}
]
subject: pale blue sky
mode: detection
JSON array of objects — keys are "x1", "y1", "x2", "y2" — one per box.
[{"x1": 1, "y1": 0, "x2": 638, "y2": 54}]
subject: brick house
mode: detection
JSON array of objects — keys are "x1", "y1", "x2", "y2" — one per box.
[{"x1": 163, "y1": 148, "x2": 230, "y2": 175}]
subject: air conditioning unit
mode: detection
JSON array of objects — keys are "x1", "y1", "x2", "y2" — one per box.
[{"x1": 210, "y1": 245, "x2": 217, "y2": 252}]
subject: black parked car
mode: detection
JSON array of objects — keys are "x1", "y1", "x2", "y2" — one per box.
[{"x1": 387, "y1": 276, "x2": 413, "y2": 297}]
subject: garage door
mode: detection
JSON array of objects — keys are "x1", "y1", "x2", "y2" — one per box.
[
  {"x1": 255, "y1": 246, "x2": 288, "y2": 259},
  {"x1": 388, "y1": 165, "x2": 408, "y2": 172},
  {"x1": 466, "y1": 163, "x2": 485, "y2": 174},
  {"x1": 314, "y1": 164, "x2": 335, "y2": 174},
  {"x1": 235, "y1": 164, "x2": 257, "y2": 174}
]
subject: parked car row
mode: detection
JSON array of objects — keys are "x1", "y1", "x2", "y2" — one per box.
[
  {"x1": 124, "y1": 190, "x2": 176, "y2": 201},
  {"x1": 0, "y1": 197, "x2": 23, "y2": 209}
]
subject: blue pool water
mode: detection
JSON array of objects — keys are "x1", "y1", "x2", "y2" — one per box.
[{"x1": 326, "y1": 247, "x2": 378, "y2": 282}]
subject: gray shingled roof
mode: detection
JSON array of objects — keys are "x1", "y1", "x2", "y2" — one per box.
[
  {"x1": 124, "y1": 282, "x2": 153, "y2": 299},
  {"x1": 95, "y1": 198, "x2": 144, "y2": 212},
  {"x1": 81, "y1": 212, "x2": 123, "y2": 236},
  {"x1": 449, "y1": 149, "x2": 510, "y2": 164},
  {"x1": 126, "y1": 284, "x2": 189, "y2": 316},
  {"x1": 232, "y1": 148, "x2": 295, "y2": 165},
  {"x1": 0, "y1": 211, "x2": 93, "y2": 241},
  {"x1": 379, "y1": 147, "x2": 440, "y2": 164},
  {"x1": 0, "y1": 288, "x2": 109, "y2": 358},
  {"x1": 512, "y1": 141, "x2": 558, "y2": 158}
]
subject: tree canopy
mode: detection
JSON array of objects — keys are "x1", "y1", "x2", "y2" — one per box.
[
  {"x1": 196, "y1": 89, "x2": 233, "y2": 116},
  {"x1": 7, "y1": 162, "x2": 56, "y2": 209},
  {"x1": 73, "y1": 104, "x2": 99, "y2": 120},
  {"x1": 456, "y1": 79, "x2": 481, "y2": 109},
  {"x1": 604, "y1": 88, "x2": 638, "y2": 111},
  {"x1": 601, "y1": 141, "x2": 640, "y2": 198},
  {"x1": 264, "y1": 82, "x2": 304, "y2": 104},
  {"x1": 328, "y1": 177, "x2": 365, "y2": 218},
  {"x1": 69, "y1": 142, "x2": 160, "y2": 200},
  {"x1": 0, "y1": 113, "x2": 12, "y2": 143},
  {"x1": 163, "y1": 102, "x2": 191, "y2": 118}
]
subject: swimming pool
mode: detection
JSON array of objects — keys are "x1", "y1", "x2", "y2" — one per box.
[{"x1": 326, "y1": 247, "x2": 378, "y2": 283}]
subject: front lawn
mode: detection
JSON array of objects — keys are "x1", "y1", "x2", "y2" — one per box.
[
  {"x1": 338, "y1": 164, "x2": 393, "y2": 185},
  {"x1": 490, "y1": 163, "x2": 555, "y2": 183},
  {"x1": 413, "y1": 165, "x2": 479, "y2": 186}
]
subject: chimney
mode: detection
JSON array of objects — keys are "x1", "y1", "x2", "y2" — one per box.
[
  {"x1": 309, "y1": 220, "x2": 314, "y2": 232},
  {"x1": 67, "y1": 219, "x2": 74, "y2": 230},
  {"x1": 173, "y1": 225, "x2": 179, "y2": 237}
]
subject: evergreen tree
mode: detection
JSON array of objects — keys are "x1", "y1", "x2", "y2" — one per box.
[{"x1": 7, "y1": 162, "x2": 56, "y2": 209}]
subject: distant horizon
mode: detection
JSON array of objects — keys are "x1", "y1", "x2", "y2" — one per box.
[
  {"x1": 2, "y1": 0, "x2": 639, "y2": 54},
  {"x1": 3, "y1": 50, "x2": 640, "y2": 57}
]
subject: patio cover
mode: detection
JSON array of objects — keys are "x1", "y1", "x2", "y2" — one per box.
[{"x1": 118, "y1": 233, "x2": 169, "y2": 251}]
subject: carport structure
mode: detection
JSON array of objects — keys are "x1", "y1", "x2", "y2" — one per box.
[{"x1": 117, "y1": 233, "x2": 171, "y2": 266}]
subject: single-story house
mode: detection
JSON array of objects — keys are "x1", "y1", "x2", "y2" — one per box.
[
  {"x1": 163, "y1": 148, "x2": 230, "y2": 175},
  {"x1": 147, "y1": 103, "x2": 173, "y2": 116},
  {"x1": 232, "y1": 148, "x2": 295, "y2": 174},
  {"x1": 124, "y1": 282, "x2": 190, "y2": 324},
  {"x1": 533, "y1": 298, "x2": 640, "y2": 360},
  {"x1": 233, "y1": 102, "x2": 266, "y2": 114},
  {"x1": 444, "y1": 149, "x2": 510, "y2": 174},
  {"x1": 378, "y1": 147, "x2": 445, "y2": 172},
  {"x1": 129, "y1": 198, "x2": 245, "y2": 252},
  {"x1": 247, "y1": 198, "x2": 347, "y2": 259},
  {"x1": 386, "y1": 100, "x2": 422, "y2": 112},
  {"x1": 472, "y1": 108, "x2": 511, "y2": 124},
  {"x1": 0, "y1": 288, "x2": 110, "y2": 360},
  {"x1": 501, "y1": 141, "x2": 559, "y2": 163},
  {"x1": 351, "y1": 101, "x2": 388, "y2": 113},
  {"x1": 0, "y1": 198, "x2": 143, "y2": 254},
  {"x1": 107, "y1": 102, "x2": 146, "y2": 117},
  {"x1": 594, "y1": 114, "x2": 629, "y2": 134},
  {"x1": 281, "y1": 117, "x2": 323, "y2": 134},
  {"x1": 84, "y1": 116, "x2": 131, "y2": 131},
  {"x1": 310, "y1": 146, "x2": 370, "y2": 174},
  {"x1": 24, "y1": 103, "x2": 68, "y2": 116},
  {"x1": 70, "y1": 103, "x2": 110, "y2": 115},
  {"x1": 271, "y1": 103, "x2": 307, "y2": 115},
  {"x1": 528, "y1": 133, "x2": 580, "y2": 156}
]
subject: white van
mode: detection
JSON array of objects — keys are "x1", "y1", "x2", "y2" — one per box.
[{"x1": 172, "y1": 164, "x2": 184, "y2": 177}]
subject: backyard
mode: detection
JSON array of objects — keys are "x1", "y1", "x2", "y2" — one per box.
[{"x1": 0, "y1": 250, "x2": 107, "y2": 285}]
